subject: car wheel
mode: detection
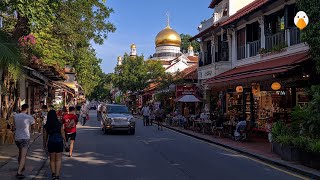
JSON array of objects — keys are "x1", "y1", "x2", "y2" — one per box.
[{"x1": 129, "y1": 129, "x2": 135, "y2": 135}]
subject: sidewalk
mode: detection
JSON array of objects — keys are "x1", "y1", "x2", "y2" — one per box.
[
  {"x1": 134, "y1": 115, "x2": 320, "y2": 179},
  {"x1": 0, "y1": 133, "x2": 47, "y2": 180}
]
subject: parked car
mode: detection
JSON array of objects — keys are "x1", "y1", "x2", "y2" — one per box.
[{"x1": 101, "y1": 104, "x2": 136, "y2": 135}]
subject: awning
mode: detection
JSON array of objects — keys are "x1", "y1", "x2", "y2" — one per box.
[
  {"x1": 205, "y1": 51, "x2": 310, "y2": 84},
  {"x1": 175, "y1": 95, "x2": 201, "y2": 102},
  {"x1": 61, "y1": 82, "x2": 77, "y2": 89}
]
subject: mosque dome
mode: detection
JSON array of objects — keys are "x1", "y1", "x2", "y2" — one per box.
[
  {"x1": 130, "y1": 43, "x2": 136, "y2": 49},
  {"x1": 155, "y1": 26, "x2": 181, "y2": 47}
]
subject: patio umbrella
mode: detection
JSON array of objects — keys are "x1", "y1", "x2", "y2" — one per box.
[{"x1": 176, "y1": 95, "x2": 201, "y2": 102}]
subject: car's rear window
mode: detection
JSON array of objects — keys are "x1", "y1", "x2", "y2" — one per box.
[{"x1": 107, "y1": 106, "x2": 129, "y2": 114}]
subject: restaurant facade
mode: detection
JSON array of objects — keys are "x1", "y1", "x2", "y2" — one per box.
[{"x1": 192, "y1": 0, "x2": 318, "y2": 133}]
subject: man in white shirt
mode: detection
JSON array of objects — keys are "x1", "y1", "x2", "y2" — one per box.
[
  {"x1": 200, "y1": 110, "x2": 208, "y2": 121},
  {"x1": 81, "y1": 102, "x2": 89, "y2": 126},
  {"x1": 97, "y1": 103, "x2": 102, "y2": 121},
  {"x1": 13, "y1": 104, "x2": 35, "y2": 179},
  {"x1": 141, "y1": 104, "x2": 150, "y2": 126}
]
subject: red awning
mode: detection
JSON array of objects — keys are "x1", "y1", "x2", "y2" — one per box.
[{"x1": 205, "y1": 51, "x2": 310, "y2": 84}]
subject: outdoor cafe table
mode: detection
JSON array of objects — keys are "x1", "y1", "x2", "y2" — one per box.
[{"x1": 193, "y1": 120, "x2": 212, "y2": 134}]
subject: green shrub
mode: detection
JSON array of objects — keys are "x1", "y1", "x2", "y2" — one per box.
[
  {"x1": 276, "y1": 134, "x2": 294, "y2": 146},
  {"x1": 292, "y1": 136, "x2": 310, "y2": 149},
  {"x1": 307, "y1": 139, "x2": 320, "y2": 153},
  {"x1": 272, "y1": 121, "x2": 289, "y2": 141}
]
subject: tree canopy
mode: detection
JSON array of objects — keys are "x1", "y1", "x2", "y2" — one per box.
[
  {"x1": 297, "y1": 0, "x2": 320, "y2": 73},
  {"x1": 0, "y1": 0, "x2": 116, "y2": 96},
  {"x1": 180, "y1": 34, "x2": 200, "y2": 54},
  {"x1": 87, "y1": 73, "x2": 113, "y2": 102},
  {"x1": 112, "y1": 54, "x2": 165, "y2": 93}
]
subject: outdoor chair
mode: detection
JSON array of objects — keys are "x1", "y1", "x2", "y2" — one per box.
[
  {"x1": 5, "y1": 129, "x2": 14, "y2": 144},
  {"x1": 212, "y1": 126, "x2": 224, "y2": 137},
  {"x1": 0, "y1": 121, "x2": 7, "y2": 144}
]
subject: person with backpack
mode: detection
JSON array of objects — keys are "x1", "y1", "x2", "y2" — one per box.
[
  {"x1": 62, "y1": 107, "x2": 78, "y2": 157},
  {"x1": 43, "y1": 110, "x2": 66, "y2": 180}
]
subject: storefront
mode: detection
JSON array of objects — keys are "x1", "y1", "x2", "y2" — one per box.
[
  {"x1": 175, "y1": 84, "x2": 201, "y2": 115},
  {"x1": 205, "y1": 51, "x2": 317, "y2": 134}
]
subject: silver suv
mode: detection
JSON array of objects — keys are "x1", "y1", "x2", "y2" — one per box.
[{"x1": 101, "y1": 104, "x2": 136, "y2": 135}]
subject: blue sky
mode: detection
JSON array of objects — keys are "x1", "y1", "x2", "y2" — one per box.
[{"x1": 92, "y1": 0, "x2": 213, "y2": 73}]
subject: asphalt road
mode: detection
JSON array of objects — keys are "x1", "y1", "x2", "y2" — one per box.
[{"x1": 37, "y1": 111, "x2": 307, "y2": 180}]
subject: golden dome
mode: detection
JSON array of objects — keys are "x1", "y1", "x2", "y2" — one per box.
[
  {"x1": 130, "y1": 43, "x2": 136, "y2": 49},
  {"x1": 188, "y1": 43, "x2": 194, "y2": 50},
  {"x1": 155, "y1": 26, "x2": 181, "y2": 47}
]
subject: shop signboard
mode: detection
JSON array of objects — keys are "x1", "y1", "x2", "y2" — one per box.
[{"x1": 176, "y1": 85, "x2": 196, "y2": 98}]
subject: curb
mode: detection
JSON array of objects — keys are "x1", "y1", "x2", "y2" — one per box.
[
  {"x1": 134, "y1": 116, "x2": 320, "y2": 179},
  {"x1": 163, "y1": 124, "x2": 320, "y2": 179}
]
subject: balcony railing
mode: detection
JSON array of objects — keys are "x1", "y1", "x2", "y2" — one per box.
[
  {"x1": 289, "y1": 27, "x2": 301, "y2": 46},
  {"x1": 248, "y1": 40, "x2": 261, "y2": 57},
  {"x1": 265, "y1": 31, "x2": 286, "y2": 52},
  {"x1": 237, "y1": 45, "x2": 246, "y2": 60}
]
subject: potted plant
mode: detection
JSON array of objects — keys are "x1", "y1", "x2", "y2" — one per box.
[
  {"x1": 306, "y1": 139, "x2": 320, "y2": 170},
  {"x1": 277, "y1": 135, "x2": 302, "y2": 161},
  {"x1": 271, "y1": 121, "x2": 289, "y2": 156}
]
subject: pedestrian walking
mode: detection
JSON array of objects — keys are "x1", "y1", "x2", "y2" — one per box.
[
  {"x1": 141, "y1": 104, "x2": 150, "y2": 126},
  {"x1": 43, "y1": 110, "x2": 66, "y2": 180},
  {"x1": 13, "y1": 104, "x2": 35, "y2": 179},
  {"x1": 75, "y1": 104, "x2": 82, "y2": 121},
  {"x1": 155, "y1": 106, "x2": 164, "y2": 130},
  {"x1": 150, "y1": 108, "x2": 155, "y2": 126},
  {"x1": 97, "y1": 103, "x2": 103, "y2": 121},
  {"x1": 80, "y1": 102, "x2": 89, "y2": 126},
  {"x1": 62, "y1": 107, "x2": 78, "y2": 157}
]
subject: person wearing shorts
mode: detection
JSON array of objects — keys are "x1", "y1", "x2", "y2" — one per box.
[
  {"x1": 13, "y1": 104, "x2": 35, "y2": 179},
  {"x1": 43, "y1": 110, "x2": 66, "y2": 180},
  {"x1": 62, "y1": 107, "x2": 78, "y2": 157}
]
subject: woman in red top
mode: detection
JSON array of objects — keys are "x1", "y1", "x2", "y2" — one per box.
[{"x1": 61, "y1": 107, "x2": 78, "y2": 157}]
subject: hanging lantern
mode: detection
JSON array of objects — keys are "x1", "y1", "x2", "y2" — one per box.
[
  {"x1": 271, "y1": 82, "x2": 281, "y2": 90},
  {"x1": 236, "y1": 86, "x2": 243, "y2": 93}
]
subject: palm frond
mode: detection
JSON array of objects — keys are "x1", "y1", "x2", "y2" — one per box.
[{"x1": 0, "y1": 31, "x2": 22, "y2": 69}]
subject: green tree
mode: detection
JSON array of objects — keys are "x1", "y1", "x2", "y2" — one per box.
[
  {"x1": 88, "y1": 73, "x2": 113, "y2": 102},
  {"x1": 180, "y1": 34, "x2": 200, "y2": 54},
  {"x1": 0, "y1": 30, "x2": 22, "y2": 119},
  {"x1": 297, "y1": 0, "x2": 320, "y2": 72},
  {"x1": 112, "y1": 54, "x2": 165, "y2": 93},
  {"x1": 1, "y1": 0, "x2": 116, "y2": 96}
]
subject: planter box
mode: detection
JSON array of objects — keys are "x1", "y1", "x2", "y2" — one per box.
[
  {"x1": 280, "y1": 145, "x2": 301, "y2": 161},
  {"x1": 300, "y1": 150, "x2": 311, "y2": 167},
  {"x1": 272, "y1": 141, "x2": 282, "y2": 156},
  {"x1": 309, "y1": 153, "x2": 320, "y2": 170}
]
